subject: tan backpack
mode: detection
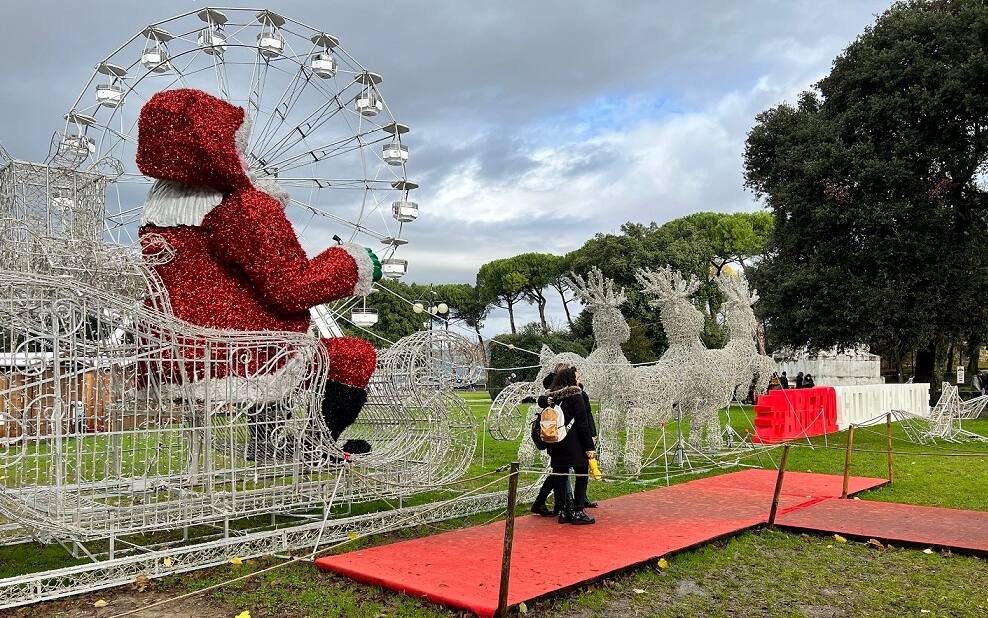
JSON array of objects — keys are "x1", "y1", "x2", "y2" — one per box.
[{"x1": 539, "y1": 405, "x2": 574, "y2": 443}]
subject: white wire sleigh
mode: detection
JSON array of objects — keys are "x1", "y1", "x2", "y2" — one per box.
[{"x1": 0, "y1": 161, "x2": 480, "y2": 548}]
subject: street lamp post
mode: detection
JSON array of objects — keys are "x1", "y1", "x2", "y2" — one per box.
[{"x1": 412, "y1": 289, "x2": 449, "y2": 331}]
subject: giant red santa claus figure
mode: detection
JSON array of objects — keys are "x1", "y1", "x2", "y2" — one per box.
[{"x1": 136, "y1": 88, "x2": 380, "y2": 455}]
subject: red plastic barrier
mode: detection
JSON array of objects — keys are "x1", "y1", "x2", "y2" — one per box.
[{"x1": 752, "y1": 387, "x2": 838, "y2": 444}]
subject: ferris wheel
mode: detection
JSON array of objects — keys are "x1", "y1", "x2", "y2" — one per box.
[{"x1": 50, "y1": 7, "x2": 416, "y2": 286}]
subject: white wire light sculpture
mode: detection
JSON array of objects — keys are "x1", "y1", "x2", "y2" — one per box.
[
  {"x1": 488, "y1": 267, "x2": 778, "y2": 476},
  {"x1": 0, "y1": 7, "x2": 517, "y2": 609},
  {"x1": 897, "y1": 383, "x2": 988, "y2": 444}
]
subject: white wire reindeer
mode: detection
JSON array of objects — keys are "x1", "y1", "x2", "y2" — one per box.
[
  {"x1": 716, "y1": 274, "x2": 776, "y2": 408},
  {"x1": 561, "y1": 267, "x2": 638, "y2": 474},
  {"x1": 634, "y1": 267, "x2": 726, "y2": 451}
]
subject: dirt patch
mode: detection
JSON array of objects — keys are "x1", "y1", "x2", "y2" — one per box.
[
  {"x1": 0, "y1": 590, "x2": 230, "y2": 618},
  {"x1": 674, "y1": 579, "x2": 707, "y2": 597},
  {"x1": 800, "y1": 606, "x2": 848, "y2": 618}
]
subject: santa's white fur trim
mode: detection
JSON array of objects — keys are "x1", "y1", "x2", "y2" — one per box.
[
  {"x1": 341, "y1": 243, "x2": 375, "y2": 298},
  {"x1": 150, "y1": 348, "x2": 308, "y2": 405},
  {"x1": 141, "y1": 180, "x2": 224, "y2": 227},
  {"x1": 248, "y1": 172, "x2": 291, "y2": 208},
  {"x1": 141, "y1": 174, "x2": 289, "y2": 228},
  {"x1": 235, "y1": 115, "x2": 252, "y2": 156}
]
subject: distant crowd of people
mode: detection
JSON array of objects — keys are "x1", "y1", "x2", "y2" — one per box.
[{"x1": 768, "y1": 370, "x2": 815, "y2": 390}]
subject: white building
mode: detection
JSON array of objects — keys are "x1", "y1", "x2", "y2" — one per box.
[{"x1": 776, "y1": 347, "x2": 882, "y2": 386}]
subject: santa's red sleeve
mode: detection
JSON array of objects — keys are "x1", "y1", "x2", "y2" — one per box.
[{"x1": 204, "y1": 187, "x2": 374, "y2": 315}]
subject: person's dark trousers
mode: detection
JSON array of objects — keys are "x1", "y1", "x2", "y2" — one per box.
[
  {"x1": 535, "y1": 475, "x2": 554, "y2": 505},
  {"x1": 551, "y1": 464, "x2": 570, "y2": 510},
  {"x1": 553, "y1": 463, "x2": 590, "y2": 510},
  {"x1": 570, "y1": 465, "x2": 589, "y2": 510}
]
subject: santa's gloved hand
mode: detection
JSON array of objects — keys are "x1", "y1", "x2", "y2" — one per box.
[{"x1": 366, "y1": 248, "x2": 383, "y2": 281}]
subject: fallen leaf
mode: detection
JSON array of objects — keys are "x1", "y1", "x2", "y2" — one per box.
[
  {"x1": 518, "y1": 601, "x2": 528, "y2": 614},
  {"x1": 923, "y1": 548, "x2": 934, "y2": 555},
  {"x1": 94, "y1": 599, "x2": 108, "y2": 608},
  {"x1": 833, "y1": 534, "x2": 847, "y2": 544},
  {"x1": 633, "y1": 588, "x2": 647, "y2": 594},
  {"x1": 235, "y1": 611, "x2": 251, "y2": 618},
  {"x1": 657, "y1": 558, "x2": 669, "y2": 569},
  {"x1": 866, "y1": 539, "x2": 885, "y2": 550},
  {"x1": 163, "y1": 557, "x2": 174, "y2": 568},
  {"x1": 229, "y1": 556, "x2": 243, "y2": 566},
  {"x1": 134, "y1": 575, "x2": 151, "y2": 592}
]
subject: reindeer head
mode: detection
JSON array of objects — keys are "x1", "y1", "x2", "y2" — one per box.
[
  {"x1": 535, "y1": 345, "x2": 585, "y2": 387},
  {"x1": 635, "y1": 266, "x2": 705, "y2": 344},
  {"x1": 716, "y1": 273, "x2": 759, "y2": 338},
  {"x1": 563, "y1": 267, "x2": 630, "y2": 346}
]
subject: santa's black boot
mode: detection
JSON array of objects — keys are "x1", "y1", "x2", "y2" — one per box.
[{"x1": 322, "y1": 380, "x2": 371, "y2": 454}]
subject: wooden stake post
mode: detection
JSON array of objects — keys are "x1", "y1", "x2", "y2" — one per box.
[
  {"x1": 767, "y1": 444, "x2": 791, "y2": 526},
  {"x1": 886, "y1": 413, "x2": 894, "y2": 483},
  {"x1": 841, "y1": 425, "x2": 855, "y2": 499},
  {"x1": 496, "y1": 462, "x2": 520, "y2": 617}
]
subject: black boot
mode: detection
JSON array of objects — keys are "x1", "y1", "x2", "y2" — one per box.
[
  {"x1": 569, "y1": 509, "x2": 596, "y2": 525},
  {"x1": 531, "y1": 502, "x2": 553, "y2": 517},
  {"x1": 557, "y1": 499, "x2": 573, "y2": 524},
  {"x1": 322, "y1": 380, "x2": 371, "y2": 455}
]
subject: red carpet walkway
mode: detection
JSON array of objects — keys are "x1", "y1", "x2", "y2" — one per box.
[
  {"x1": 776, "y1": 499, "x2": 988, "y2": 555},
  {"x1": 315, "y1": 470, "x2": 885, "y2": 616}
]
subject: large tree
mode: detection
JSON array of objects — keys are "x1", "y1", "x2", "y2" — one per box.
[
  {"x1": 568, "y1": 211, "x2": 773, "y2": 353},
  {"x1": 546, "y1": 253, "x2": 577, "y2": 328},
  {"x1": 512, "y1": 253, "x2": 559, "y2": 333},
  {"x1": 745, "y1": 0, "x2": 988, "y2": 390},
  {"x1": 476, "y1": 258, "x2": 527, "y2": 334},
  {"x1": 435, "y1": 283, "x2": 491, "y2": 343}
]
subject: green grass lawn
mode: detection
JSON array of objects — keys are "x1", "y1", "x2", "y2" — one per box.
[{"x1": 2, "y1": 390, "x2": 987, "y2": 617}]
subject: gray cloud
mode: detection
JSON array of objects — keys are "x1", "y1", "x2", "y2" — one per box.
[{"x1": 0, "y1": 0, "x2": 893, "y2": 337}]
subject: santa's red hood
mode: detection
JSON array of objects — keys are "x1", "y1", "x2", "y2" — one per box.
[{"x1": 137, "y1": 88, "x2": 250, "y2": 192}]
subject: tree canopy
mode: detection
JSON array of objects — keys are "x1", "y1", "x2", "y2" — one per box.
[
  {"x1": 568, "y1": 211, "x2": 774, "y2": 353},
  {"x1": 744, "y1": 0, "x2": 988, "y2": 387}
]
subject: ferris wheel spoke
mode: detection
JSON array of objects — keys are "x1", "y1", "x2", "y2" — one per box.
[
  {"x1": 266, "y1": 131, "x2": 388, "y2": 172},
  {"x1": 252, "y1": 80, "x2": 359, "y2": 165},
  {"x1": 289, "y1": 198, "x2": 389, "y2": 241},
  {"x1": 249, "y1": 62, "x2": 311, "y2": 158},
  {"x1": 276, "y1": 178, "x2": 404, "y2": 190}
]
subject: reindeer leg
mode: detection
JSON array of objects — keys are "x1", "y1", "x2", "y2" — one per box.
[
  {"x1": 517, "y1": 424, "x2": 537, "y2": 468},
  {"x1": 623, "y1": 406, "x2": 645, "y2": 476},
  {"x1": 598, "y1": 405, "x2": 621, "y2": 476},
  {"x1": 706, "y1": 403, "x2": 725, "y2": 451},
  {"x1": 687, "y1": 404, "x2": 704, "y2": 450}
]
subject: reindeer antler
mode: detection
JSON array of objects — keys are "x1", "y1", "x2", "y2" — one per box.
[
  {"x1": 563, "y1": 266, "x2": 627, "y2": 310},
  {"x1": 635, "y1": 266, "x2": 700, "y2": 306},
  {"x1": 716, "y1": 273, "x2": 759, "y2": 307}
]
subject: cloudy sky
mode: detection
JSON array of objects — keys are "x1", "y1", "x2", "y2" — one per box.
[{"x1": 0, "y1": 1, "x2": 892, "y2": 336}]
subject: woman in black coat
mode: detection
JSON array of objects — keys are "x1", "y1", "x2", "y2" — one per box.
[
  {"x1": 531, "y1": 366, "x2": 600, "y2": 516},
  {"x1": 544, "y1": 367, "x2": 596, "y2": 524}
]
